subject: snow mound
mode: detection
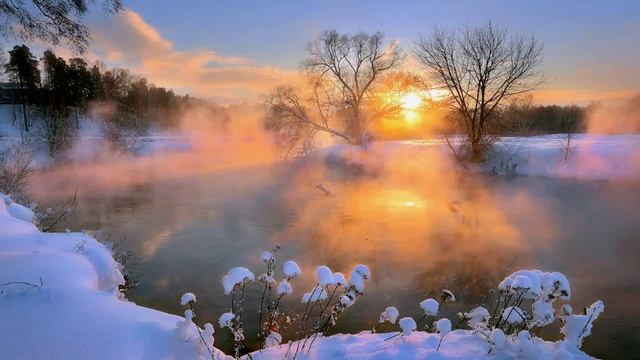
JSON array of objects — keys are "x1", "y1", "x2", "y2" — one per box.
[
  {"x1": 252, "y1": 330, "x2": 594, "y2": 359},
  {"x1": 0, "y1": 192, "x2": 229, "y2": 360}
]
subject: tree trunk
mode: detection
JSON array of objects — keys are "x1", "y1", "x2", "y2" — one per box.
[{"x1": 22, "y1": 102, "x2": 29, "y2": 133}]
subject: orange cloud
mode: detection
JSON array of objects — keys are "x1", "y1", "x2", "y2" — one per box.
[
  {"x1": 531, "y1": 89, "x2": 638, "y2": 105},
  {"x1": 90, "y1": 10, "x2": 301, "y2": 102}
]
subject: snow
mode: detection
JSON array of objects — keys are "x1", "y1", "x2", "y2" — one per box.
[
  {"x1": 302, "y1": 286, "x2": 329, "y2": 303},
  {"x1": 282, "y1": 260, "x2": 301, "y2": 279},
  {"x1": 435, "y1": 318, "x2": 452, "y2": 335},
  {"x1": 318, "y1": 134, "x2": 640, "y2": 181},
  {"x1": 489, "y1": 328, "x2": 506, "y2": 351},
  {"x1": 378, "y1": 306, "x2": 400, "y2": 324},
  {"x1": 199, "y1": 323, "x2": 215, "y2": 355},
  {"x1": 332, "y1": 272, "x2": 347, "y2": 286},
  {"x1": 276, "y1": 279, "x2": 293, "y2": 296},
  {"x1": 351, "y1": 264, "x2": 371, "y2": 280},
  {"x1": 180, "y1": 292, "x2": 197, "y2": 305},
  {"x1": 218, "y1": 312, "x2": 235, "y2": 328},
  {"x1": 561, "y1": 301, "x2": 605, "y2": 348},
  {"x1": 500, "y1": 270, "x2": 543, "y2": 299},
  {"x1": 465, "y1": 306, "x2": 490, "y2": 329},
  {"x1": 176, "y1": 310, "x2": 196, "y2": 342},
  {"x1": 0, "y1": 192, "x2": 229, "y2": 360},
  {"x1": 221, "y1": 267, "x2": 255, "y2": 294},
  {"x1": 340, "y1": 295, "x2": 353, "y2": 306},
  {"x1": 348, "y1": 264, "x2": 371, "y2": 293},
  {"x1": 398, "y1": 317, "x2": 417, "y2": 336},
  {"x1": 502, "y1": 306, "x2": 527, "y2": 325},
  {"x1": 316, "y1": 265, "x2": 336, "y2": 287},
  {"x1": 260, "y1": 251, "x2": 273, "y2": 263},
  {"x1": 264, "y1": 331, "x2": 282, "y2": 347},
  {"x1": 252, "y1": 330, "x2": 594, "y2": 359},
  {"x1": 533, "y1": 299, "x2": 555, "y2": 326},
  {"x1": 442, "y1": 289, "x2": 456, "y2": 302},
  {"x1": 4, "y1": 200, "x2": 35, "y2": 224},
  {"x1": 419, "y1": 298, "x2": 440, "y2": 316}
]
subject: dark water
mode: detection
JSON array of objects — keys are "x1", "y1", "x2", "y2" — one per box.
[{"x1": 38, "y1": 159, "x2": 640, "y2": 358}]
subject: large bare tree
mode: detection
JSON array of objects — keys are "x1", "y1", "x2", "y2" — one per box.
[
  {"x1": 413, "y1": 23, "x2": 542, "y2": 161},
  {"x1": 0, "y1": 0, "x2": 122, "y2": 53},
  {"x1": 267, "y1": 30, "x2": 402, "y2": 156}
]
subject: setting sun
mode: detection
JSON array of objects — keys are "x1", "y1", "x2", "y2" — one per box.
[{"x1": 400, "y1": 92, "x2": 422, "y2": 109}]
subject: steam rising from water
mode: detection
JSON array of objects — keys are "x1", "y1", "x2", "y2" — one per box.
[
  {"x1": 586, "y1": 94, "x2": 640, "y2": 134},
  {"x1": 29, "y1": 104, "x2": 279, "y2": 196}
]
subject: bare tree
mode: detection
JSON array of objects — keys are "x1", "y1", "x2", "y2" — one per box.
[
  {"x1": 413, "y1": 23, "x2": 542, "y2": 161},
  {"x1": 266, "y1": 30, "x2": 402, "y2": 156},
  {"x1": 0, "y1": 0, "x2": 122, "y2": 53}
]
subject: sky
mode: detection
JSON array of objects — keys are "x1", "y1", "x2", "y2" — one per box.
[{"x1": 36, "y1": 0, "x2": 640, "y2": 104}]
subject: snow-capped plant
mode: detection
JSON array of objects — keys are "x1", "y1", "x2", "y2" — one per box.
[
  {"x1": 283, "y1": 260, "x2": 301, "y2": 279},
  {"x1": 264, "y1": 330, "x2": 282, "y2": 348},
  {"x1": 218, "y1": 312, "x2": 235, "y2": 328},
  {"x1": 181, "y1": 292, "x2": 197, "y2": 306},
  {"x1": 467, "y1": 269, "x2": 603, "y2": 355},
  {"x1": 398, "y1": 317, "x2": 417, "y2": 336},
  {"x1": 315, "y1": 265, "x2": 335, "y2": 287},
  {"x1": 290, "y1": 263, "x2": 371, "y2": 358},
  {"x1": 260, "y1": 251, "x2": 274, "y2": 263},
  {"x1": 332, "y1": 272, "x2": 347, "y2": 286},
  {"x1": 276, "y1": 279, "x2": 293, "y2": 296},
  {"x1": 221, "y1": 266, "x2": 254, "y2": 357},
  {"x1": 222, "y1": 267, "x2": 255, "y2": 295},
  {"x1": 175, "y1": 292, "x2": 216, "y2": 359},
  {"x1": 560, "y1": 300, "x2": 604, "y2": 348},
  {"x1": 441, "y1": 289, "x2": 456, "y2": 303},
  {"x1": 501, "y1": 306, "x2": 526, "y2": 325},
  {"x1": 488, "y1": 328, "x2": 506, "y2": 353},
  {"x1": 176, "y1": 309, "x2": 195, "y2": 342},
  {"x1": 516, "y1": 330, "x2": 534, "y2": 355},
  {"x1": 435, "y1": 318, "x2": 452, "y2": 351},
  {"x1": 419, "y1": 298, "x2": 439, "y2": 317},
  {"x1": 256, "y1": 245, "x2": 280, "y2": 349},
  {"x1": 198, "y1": 323, "x2": 215, "y2": 357},
  {"x1": 379, "y1": 306, "x2": 400, "y2": 324},
  {"x1": 464, "y1": 306, "x2": 491, "y2": 330},
  {"x1": 302, "y1": 285, "x2": 329, "y2": 303}
]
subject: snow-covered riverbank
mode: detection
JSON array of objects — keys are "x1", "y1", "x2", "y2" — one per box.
[
  {"x1": 1, "y1": 192, "x2": 601, "y2": 359},
  {"x1": 319, "y1": 134, "x2": 640, "y2": 181}
]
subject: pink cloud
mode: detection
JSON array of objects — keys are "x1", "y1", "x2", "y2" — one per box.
[{"x1": 89, "y1": 10, "x2": 301, "y2": 102}]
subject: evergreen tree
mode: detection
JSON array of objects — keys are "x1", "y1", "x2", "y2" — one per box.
[{"x1": 4, "y1": 44, "x2": 40, "y2": 132}]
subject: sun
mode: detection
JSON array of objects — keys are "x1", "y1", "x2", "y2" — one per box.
[{"x1": 400, "y1": 92, "x2": 422, "y2": 109}]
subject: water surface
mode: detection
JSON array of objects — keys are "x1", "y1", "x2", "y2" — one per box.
[{"x1": 35, "y1": 157, "x2": 640, "y2": 358}]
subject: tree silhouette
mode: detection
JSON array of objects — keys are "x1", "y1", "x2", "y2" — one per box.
[
  {"x1": 414, "y1": 23, "x2": 543, "y2": 161},
  {"x1": 4, "y1": 44, "x2": 40, "y2": 132},
  {"x1": 267, "y1": 30, "x2": 402, "y2": 156},
  {"x1": 0, "y1": 0, "x2": 122, "y2": 53}
]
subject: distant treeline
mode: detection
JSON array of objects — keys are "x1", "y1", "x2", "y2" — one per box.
[
  {"x1": 491, "y1": 97, "x2": 586, "y2": 136},
  {"x1": 2, "y1": 44, "x2": 194, "y2": 154}
]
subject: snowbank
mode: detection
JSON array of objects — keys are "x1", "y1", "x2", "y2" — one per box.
[
  {"x1": 490, "y1": 134, "x2": 640, "y2": 180},
  {"x1": 253, "y1": 331, "x2": 591, "y2": 360},
  {"x1": 0, "y1": 194, "x2": 228, "y2": 360},
  {"x1": 318, "y1": 134, "x2": 640, "y2": 181},
  {"x1": 0, "y1": 194, "x2": 599, "y2": 359}
]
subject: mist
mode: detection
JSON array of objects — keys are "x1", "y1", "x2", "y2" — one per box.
[{"x1": 586, "y1": 94, "x2": 640, "y2": 134}]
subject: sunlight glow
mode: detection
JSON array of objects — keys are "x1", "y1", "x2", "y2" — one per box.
[{"x1": 400, "y1": 92, "x2": 422, "y2": 109}]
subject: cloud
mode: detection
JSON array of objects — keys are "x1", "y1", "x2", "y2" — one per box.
[
  {"x1": 531, "y1": 89, "x2": 638, "y2": 105},
  {"x1": 89, "y1": 10, "x2": 301, "y2": 102}
]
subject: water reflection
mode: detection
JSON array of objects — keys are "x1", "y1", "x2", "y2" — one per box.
[{"x1": 30, "y1": 155, "x2": 640, "y2": 358}]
